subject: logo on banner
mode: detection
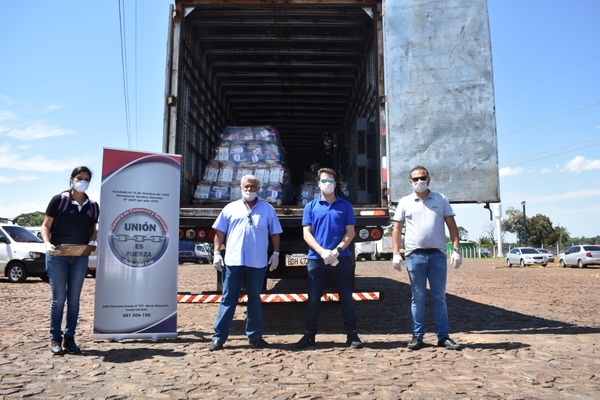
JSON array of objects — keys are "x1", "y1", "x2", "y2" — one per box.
[{"x1": 108, "y1": 208, "x2": 169, "y2": 267}]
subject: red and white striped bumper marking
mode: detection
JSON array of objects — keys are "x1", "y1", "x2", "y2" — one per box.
[{"x1": 177, "y1": 292, "x2": 381, "y2": 303}]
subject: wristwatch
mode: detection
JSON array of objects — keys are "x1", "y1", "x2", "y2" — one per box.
[
  {"x1": 453, "y1": 248, "x2": 461, "y2": 253},
  {"x1": 337, "y1": 246, "x2": 343, "y2": 253}
]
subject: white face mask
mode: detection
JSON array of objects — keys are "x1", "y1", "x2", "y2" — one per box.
[
  {"x1": 73, "y1": 180, "x2": 89, "y2": 193},
  {"x1": 242, "y1": 191, "x2": 258, "y2": 202},
  {"x1": 320, "y1": 182, "x2": 335, "y2": 195},
  {"x1": 412, "y1": 180, "x2": 428, "y2": 193}
]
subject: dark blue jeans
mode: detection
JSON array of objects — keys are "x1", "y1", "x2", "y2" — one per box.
[
  {"x1": 213, "y1": 265, "x2": 267, "y2": 343},
  {"x1": 305, "y1": 256, "x2": 356, "y2": 336},
  {"x1": 46, "y1": 255, "x2": 89, "y2": 341}
]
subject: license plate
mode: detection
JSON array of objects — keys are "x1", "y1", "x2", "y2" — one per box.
[{"x1": 285, "y1": 254, "x2": 308, "y2": 267}]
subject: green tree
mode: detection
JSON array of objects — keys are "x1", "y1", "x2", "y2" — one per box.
[
  {"x1": 458, "y1": 226, "x2": 469, "y2": 241},
  {"x1": 13, "y1": 212, "x2": 45, "y2": 226},
  {"x1": 501, "y1": 207, "x2": 528, "y2": 245},
  {"x1": 529, "y1": 214, "x2": 553, "y2": 248}
]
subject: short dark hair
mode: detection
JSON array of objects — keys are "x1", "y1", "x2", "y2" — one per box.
[
  {"x1": 317, "y1": 167, "x2": 336, "y2": 181},
  {"x1": 71, "y1": 166, "x2": 93, "y2": 180},
  {"x1": 409, "y1": 165, "x2": 429, "y2": 179}
]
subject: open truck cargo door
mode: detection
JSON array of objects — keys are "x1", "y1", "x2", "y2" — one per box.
[{"x1": 382, "y1": 0, "x2": 500, "y2": 204}]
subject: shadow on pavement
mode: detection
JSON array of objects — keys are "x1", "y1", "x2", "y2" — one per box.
[{"x1": 258, "y1": 276, "x2": 600, "y2": 339}]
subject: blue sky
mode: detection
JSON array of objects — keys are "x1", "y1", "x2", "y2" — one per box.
[{"x1": 1, "y1": 1, "x2": 599, "y2": 243}]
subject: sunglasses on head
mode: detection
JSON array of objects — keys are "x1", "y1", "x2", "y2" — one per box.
[
  {"x1": 411, "y1": 176, "x2": 427, "y2": 182},
  {"x1": 320, "y1": 178, "x2": 335, "y2": 184}
]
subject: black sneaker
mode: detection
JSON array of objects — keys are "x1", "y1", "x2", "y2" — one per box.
[
  {"x1": 294, "y1": 334, "x2": 316, "y2": 350},
  {"x1": 437, "y1": 337, "x2": 461, "y2": 350},
  {"x1": 208, "y1": 339, "x2": 223, "y2": 351},
  {"x1": 62, "y1": 337, "x2": 81, "y2": 354},
  {"x1": 249, "y1": 338, "x2": 269, "y2": 348},
  {"x1": 346, "y1": 333, "x2": 364, "y2": 349},
  {"x1": 407, "y1": 335, "x2": 424, "y2": 350},
  {"x1": 50, "y1": 340, "x2": 63, "y2": 355}
]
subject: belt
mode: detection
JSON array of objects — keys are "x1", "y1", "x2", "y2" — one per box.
[{"x1": 413, "y1": 248, "x2": 440, "y2": 254}]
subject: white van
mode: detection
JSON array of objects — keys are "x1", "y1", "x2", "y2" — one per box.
[
  {"x1": 194, "y1": 243, "x2": 213, "y2": 264},
  {"x1": 0, "y1": 224, "x2": 47, "y2": 282}
]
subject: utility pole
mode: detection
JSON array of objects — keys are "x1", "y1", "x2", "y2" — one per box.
[{"x1": 521, "y1": 201, "x2": 528, "y2": 247}]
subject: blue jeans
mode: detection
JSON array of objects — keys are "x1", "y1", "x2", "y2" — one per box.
[
  {"x1": 405, "y1": 251, "x2": 449, "y2": 340},
  {"x1": 305, "y1": 256, "x2": 357, "y2": 336},
  {"x1": 213, "y1": 265, "x2": 267, "y2": 343},
  {"x1": 46, "y1": 255, "x2": 89, "y2": 341}
]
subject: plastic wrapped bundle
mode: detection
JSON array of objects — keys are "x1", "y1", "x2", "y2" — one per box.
[
  {"x1": 229, "y1": 143, "x2": 247, "y2": 163},
  {"x1": 246, "y1": 142, "x2": 265, "y2": 163},
  {"x1": 203, "y1": 161, "x2": 219, "y2": 182},
  {"x1": 268, "y1": 165, "x2": 289, "y2": 184},
  {"x1": 210, "y1": 184, "x2": 231, "y2": 201},
  {"x1": 217, "y1": 163, "x2": 235, "y2": 183},
  {"x1": 263, "y1": 143, "x2": 284, "y2": 164},
  {"x1": 194, "y1": 181, "x2": 212, "y2": 199}
]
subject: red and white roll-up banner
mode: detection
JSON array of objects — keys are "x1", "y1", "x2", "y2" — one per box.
[{"x1": 93, "y1": 148, "x2": 181, "y2": 340}]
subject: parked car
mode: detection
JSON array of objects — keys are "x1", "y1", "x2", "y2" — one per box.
[
  {"x1": 194, "y1": 242, "x2": 213, "y2": 264},
  {"x1": 1, "y1": 224, "x2": 47, "y2": 282},
  {"x1": 506, "y1": 247, "x2": 547, "y2": 267},
  {"x1": 178, "y1": 250, "x2": 204, "y2": 264},
  {"x1": 536, "y1": 248, "x2": 554, "y2": 263},
  {"x1": 559, "y1": 245, "x2": 600, "y2": 268}
]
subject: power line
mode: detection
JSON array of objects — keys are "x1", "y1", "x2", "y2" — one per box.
[
  {"x1": 502, "y1": 137, "x2": 600, "y2": 165},
  {"x1": 508, "y1": 55, "x2": 600, "y2": 97},
  {"x1": 118, "y1": 0, "x2": 132, "y2": 149},
  {"x1": 498, "y1": 101, "x2": 600, "y2": 138},
  {"x1": 501, "y1": 139, "x2": 600, "y2": 168}
]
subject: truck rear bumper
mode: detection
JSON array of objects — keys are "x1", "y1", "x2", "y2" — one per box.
[{"x1": 177, "y1": 291, "x2": 381, "y2": 303}]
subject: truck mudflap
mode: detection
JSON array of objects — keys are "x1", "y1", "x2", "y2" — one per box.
[{"x1": 177, "y1": 291, "x2": 381, "y2": 303}]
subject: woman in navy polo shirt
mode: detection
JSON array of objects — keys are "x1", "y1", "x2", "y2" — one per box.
[{"x1": 41, "y1": 166, "x2": 99, "y2": 355}]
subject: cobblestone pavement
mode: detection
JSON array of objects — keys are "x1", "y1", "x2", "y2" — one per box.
[{"x1": 1, "y1": 259, "x2": 599, "y2": 399}]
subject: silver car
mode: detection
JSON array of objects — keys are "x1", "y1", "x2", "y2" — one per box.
[
  {"x1": 559, "y1": 245, "x2": 600, "y2": 268},
  {"x1": 506, "y1": 247, "x2": 547, "y2": 267},
  {"x1": 536, "y1": 248, "x2": 554, "y2": 263}
]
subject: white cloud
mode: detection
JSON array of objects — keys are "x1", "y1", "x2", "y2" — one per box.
[
  {"x1": 0, "y1": 110, "x2": 16, "y2": 121},
  {"x1": 0, "y1": 174, "x2": 41, "y2": 184},
  {"x1": 499, "y1": 166, "x2": 524, "y2": 177},
  {"x1": 0, "y1": 144, "x2": 81, "y2": 172},
  {"x1": 563, "y1": 155, "x2": 600, "y2": 172},
  {"x1": 45, "y1": 104, "x2": 64, "y2": 112},
  {"x1": 540, "y1": 167, "x2": 553, "y2": 174},
  {"x1": 7, "y1": 122, "x2": 72, "y2": 140}
]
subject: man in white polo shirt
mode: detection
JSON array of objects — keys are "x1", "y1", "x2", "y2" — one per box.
[{"x1": 391, "y1": 166, "x2": 462, "y2": 350}]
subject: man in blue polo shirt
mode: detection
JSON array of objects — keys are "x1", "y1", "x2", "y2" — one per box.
[
  {"x1": 294, "y1": 167, "x2": 363, "y2": 350},
  {"x1": 391, "y1": 165, "x2": 462, "y2": 351},
  {"x1": 208, "y1": 175, "x2": 282, "y2": 351}
]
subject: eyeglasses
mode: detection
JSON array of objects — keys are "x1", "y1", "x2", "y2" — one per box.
[
  {"x1": 247, "y1": 213, "x2": 254, "y2": 227},
  {"x1": 320, "y1": 178, "x2": 335, "y2": 184},
  {"x1": 411, "y1": 176, "x2": 427, "y2": 182}
]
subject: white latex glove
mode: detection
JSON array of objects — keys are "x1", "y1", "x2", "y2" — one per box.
[
  {"x1": 45, "y1": 243, "x2": 55, "y2": 253},
  {"x1": 450, "y1": 249, "x2": 462, "y2": 269},
  {"x1": 88, "y1": 240, "x2": 97, "y2": 247},
  {"x1": 268, "y1": 252, "x2": 280, "y2": 271},
  {"x1": 213, "y1": 253, "x2": 224, "y2": 272},
  {"x1": 392, "y1": 254, "x2": 405, "y2": 272},
  {"x1": 320, "y1": 249, "x2": 338, "y2": 265}
]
